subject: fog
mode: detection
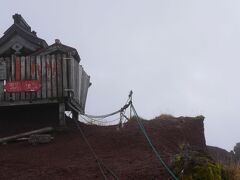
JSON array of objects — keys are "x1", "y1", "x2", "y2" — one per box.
[{"x1": 1, "y1": 0, "x2": 240, "y2": 151}]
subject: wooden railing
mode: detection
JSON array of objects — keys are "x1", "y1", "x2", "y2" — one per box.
[{"x1": 0, "y1": 54, "x2": 90, "y2": 111}]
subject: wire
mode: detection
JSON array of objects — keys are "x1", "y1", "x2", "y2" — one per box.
[
  {"x1": 68, "y1": 90, "x2": 178, "y2": 179},
  {"x1": 85, "y1": 109, "x2": 122, "y2": 119},
  {"x1": 84, "y1": 96, "x2": 132, "y2": 119},
  {"x1": 73, "y1": 118, "x2": 107, "y2": 179},
  {"x1": 82, "y1": 115, "x2": 120, "y2": 124},
  {"x1": 131, "y1": 104, "x2": 178, "y2": 180},
  {"x1": 71, "y1": 113, "x2": 119, "y2": 180}
]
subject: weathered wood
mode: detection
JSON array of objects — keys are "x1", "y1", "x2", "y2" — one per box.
[
  {"x1": 6, "y1": 57, "x2": 11, "y2": 101},
  {"x1": 0, "y1": 99, "x2": 59, "y2": 106},
  {"x1": 59, "y1": 103, "x2": 65, "y2": 126},
  {"x1": 0, "y1": 58, "x2": 6, "y2": 80},
  {"x1": 56, "y1": 54, "x2": 62, "y2": 97},
  {"x1": 78, "y1": 65, "x2": 83, "y2": 106},
  {"x1": 20, "y1": 56, "x2": 25, "y2": 100},
  {"x1": 72, "y1": 110, "x2": 79, "y2": 121},
  {"x1": 28, "y1": 134, "x2": 53, "y2": 145},
  {"x1": 0, "y1": 80, "x2": 3, "y2": 101},
  {"x1": 11, "y1": 55, "x2": 16, "y2": 101},
  {"x1": 30, "y1": 56, "x2": 36, "y2": 100},
  {"x1": 25, "y1": 56, "x2": 31, "y2": 100},
  {"x1": 51, "y1": 55, "x2": 57, "y2": 97},
  {"x1": 0, "y1": 127, "x2": 54, "y2": 144},
  {"x1": 41, "y1": 55, "x2": 47, "y2": 99},
  {"x1": 0, "y1": 58, "x2": 5, "y2": 101},
  {"x1": 36, "y1": 56, "x2": 41, "y2": 99},
  {"x1": 80, "y1": 70, "x2": 86, "y2": 108},
  {"x1": 67, "y1": 57, "x2": 74, "y2": 96},
  {"x1": 46, "y1": 55, "x2": 51, "y2": 98},
  {"x1": 75, "y1": 60, "x2": 80, "y2": 103},
  {"x1": 0, "y1": 55, "x2": 90, "y2": 114},
  {"x1": 62, "y1": 54, "x2": 68, "y2": 97},
  {"x1": 81, "y1": 71, "x2": 90, "y2": 110}
]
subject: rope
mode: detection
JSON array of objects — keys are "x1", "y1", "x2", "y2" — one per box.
[
  {"x1": 84, "y1": 99, "x2": 132, "y2": 119},
  {"x1": 131, "y1": 104, "x2": 178, "y2": 180},
  {"x1": 85, "y1": 109, "x2": 122, "y2": 119},
  {"x1": 81, "y1": 114, "x2": 121, "y2": 124},
  {"x1": 72, "y1": 115, "x2": 119, "y2": 180},
  {"x1": 69, "y1": 91, "x2": 177, "y2": 179}
]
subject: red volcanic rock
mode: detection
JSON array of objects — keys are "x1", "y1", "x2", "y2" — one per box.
[{"x1": 0, "y1": 115, "x2": 206, "y2": 179}]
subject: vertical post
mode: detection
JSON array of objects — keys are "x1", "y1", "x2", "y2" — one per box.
[
  {"x1": 129, "y1": 90, "x2": 133, "y2": 119},
  {"x1": 59, "y1": 103, "x2": 65, "y2": 126},
  {"x1": 72, "y1": 110, "x2": 79, "y2": 121},
  {"x1": 119, "y1": 112, "x2": 123, "y2": 128}
]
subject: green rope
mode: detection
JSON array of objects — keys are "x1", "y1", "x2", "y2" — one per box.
[{"x1": 131, "y1": 104, "x2": 179, "y2": 180}]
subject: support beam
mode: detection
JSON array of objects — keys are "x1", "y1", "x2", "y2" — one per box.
[
  {"x1": 72, "y1": 110, "x2": 79, "y2": 121},
  {"x1": 59, "y1": 103, "x2": 65, "y2": 126}
]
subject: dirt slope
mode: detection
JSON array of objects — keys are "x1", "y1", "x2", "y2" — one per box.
[
  {"x1": 207, "y1": 145, "x2": 234, "y2": 165},
  {"x1": 0, "y1": 115, "x2": 206, "y2": 179}
]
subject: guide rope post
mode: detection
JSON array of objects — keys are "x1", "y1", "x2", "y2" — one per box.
[
  {"x1": 119, "y1": 112, "x2": 123, "y2": 129},
  {"x1": 129, "y1": 90, "x2": 133, "y2": 119}
]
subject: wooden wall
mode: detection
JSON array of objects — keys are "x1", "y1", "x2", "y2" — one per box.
[{"x1": 0, "y1": 55, "x2": 90, "y2": 111}]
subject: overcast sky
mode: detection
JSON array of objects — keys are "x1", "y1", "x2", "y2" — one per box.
[{"x1": 1, "y1": 0, "x2": 240, "y2": 151}]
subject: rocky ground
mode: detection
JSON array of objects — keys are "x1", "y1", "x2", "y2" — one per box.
[{"x1": 0, "y1": 115, "x2": 206, "y2": 179}]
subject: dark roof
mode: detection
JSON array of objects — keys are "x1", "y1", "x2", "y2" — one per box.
[
  {"x1": 0, "y1": 23, "x2": 48, "y2": 47},
  {"x1": 32, "y1": 40, "x2": 81, "y2": 62},
  {"x1": 0, "y1": 14, "x2": 80, "y2": 62},
  {"x1": 0, "y1": 14, "x2": 48, "y2": 57}
]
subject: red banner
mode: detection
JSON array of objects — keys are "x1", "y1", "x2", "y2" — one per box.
[{"x1": 4, "y1": 80, "x2": 41, "y2": 93}]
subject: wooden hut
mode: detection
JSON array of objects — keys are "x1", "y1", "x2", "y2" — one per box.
[{"x1": 0, "y1": 14, "x2": 90, "y2": 126}]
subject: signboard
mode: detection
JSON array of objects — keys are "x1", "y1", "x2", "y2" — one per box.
[
  {"x1": 0, "y1": 60, "x2": 6, "y2": 80},
  {"x1": 4, "y1": 80, "x2": 41, "y2": 93}
]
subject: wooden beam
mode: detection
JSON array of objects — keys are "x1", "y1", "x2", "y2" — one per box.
[
  {"x1": 0, "y1": 127, "x2": 53, "y2": 144},
  {"x1": 72, "y1": 110, "x2": 79, "y2": 121},
  {"x1": 59, "y1": 103, "x2": 65, "y2": 126}
]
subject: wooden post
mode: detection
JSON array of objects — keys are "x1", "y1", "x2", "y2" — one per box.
[
  {"x1": 59, "y1": 103, "x2": 65, "y2": 126},
  {"x1": 72, "y1": 110, "x2": 78, "y2": 121}
]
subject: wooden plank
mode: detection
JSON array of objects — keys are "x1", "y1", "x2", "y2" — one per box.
[
  {"x1": 0, "y1": 99, "x2": 59, "y2": 107},
  {"x1": 0, "y1": 58, "x2": 4, "y2": 101},
  {"x1": 74, "y1": 59, "x2": 78, "y2": 102},
  {"x1": 0, "y1": 127, "x2": 54, "y2": 144},
  {"x1": 11, "y1": 56, "x2": 16, "y2": 101},
  {"x1": 59, "y1": 103, "x2": 65, "y2": 126},
  {"x1": 81, "y1": 70, "x2": 90, "y2": 110},
  {"x1": 41, "y1": 56, "x2": 47, "y2": 99},
  {"x1": 78, "y1": 65, "x2": 83, "y2": 106},
  {"x1": 76, "y1": 62, "x2": 80, "y2": 103},
  {"x1": 56, "y1": 54, "x2": 63, "y2": 97},
  {"x1": 0, "y1": 58, "x2": 7, "y2": 80},
  {"x1": 83, "y1": 74, "x2": 90, "y2": 110},
  {"x1": 80, "y1": 70, "x2": 85, "y2": 108},
  {"x1": 51, "y1": 55, "x2": 57, "y2": 98},
  {"x1": 46, "y1": 55, "x2": 52, "y2": 98},
  {"x1": 26, "y1": 56, "x2": 31, "y2": 80},
  {"x1": 67, "y1": 57, "x2": 74, "y2": 98},
  {"x1": 36, "y1": 56, "x2": 42, "y2": 99},
  {"x1": 62, "y1": 54, "x2": 68, "y2": 97},
  {"x1": 31, "y1": 56, "x2": 36, "y2": 100},
  {"x1": 77, "y1": 61, "x2": 80, "y2": 103},
  {"x1": 15, "y1": 56, "x2": 21, "y2": 81},
  {"x1": 20, "y1": 56, "x2": 26, "y2": 100},
  {"x1": 0, "y1": 81, "x2": 4, "y2": 101},
  {"x1": 25, "y1": 56, "x2": 31, "y2": 100},
  {"x1": 6, "y1": 57, "x2": 11, "y2": 101}
]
